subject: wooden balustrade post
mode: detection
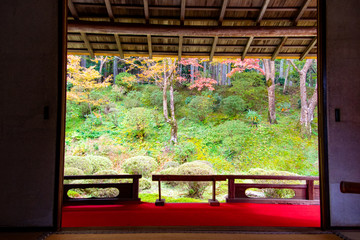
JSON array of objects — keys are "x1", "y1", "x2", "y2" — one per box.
[
  {"x1": 132, "y1": 177, "x2": 140, "y2": 201},
  {"x1": 155, "y1": 179, "x2": 165, "y2": 206},
  {"x1": 306, "y1": 180, "x2": 314, "y2": 200},
  {"x1": 208, "y1": 178, "x2": 220, "y2": 206},
  {"x1": 226, "y1": 178, "x2": 235, "y2": 202}
]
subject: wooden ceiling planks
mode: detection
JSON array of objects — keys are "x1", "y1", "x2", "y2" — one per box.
[{"x1": 67, "y1": 0, "x2": 317, "y2": 60}]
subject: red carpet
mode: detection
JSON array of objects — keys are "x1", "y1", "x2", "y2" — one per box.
[{"x1": 62, "y1": 202, "x2": 320, "y2": 228}]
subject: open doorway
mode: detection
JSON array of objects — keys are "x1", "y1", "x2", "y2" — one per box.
[{"x1": 62, "y1": 0, "x2": 320, "y2": 228}]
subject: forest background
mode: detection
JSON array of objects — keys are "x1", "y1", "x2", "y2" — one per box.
[{"x1": 64, "y1": 55, "x2": 318, "y2": 202}]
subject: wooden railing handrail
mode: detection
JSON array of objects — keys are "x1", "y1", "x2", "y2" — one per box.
[
  {"x1": 152, "y1": 175, "x2": 227, "y2": 181},
  {"x1": 225, "y1": 175, "x2": 319, "y2": 181},
  {"x1": 64, "y1": 174, "x2": 142, "y2": 180}
]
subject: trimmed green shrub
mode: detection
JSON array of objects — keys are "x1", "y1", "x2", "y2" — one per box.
[
  {"x1": 221, "y1": 95, "x2": 246, "y2": 116},
  {"x1": 177, "y1": 162, "x2": 215, "y2": 198},
  {"x1": 187, "y1": 96, "x2": 213, "y2": 122},
  {"x1": 139, "y1": 178, "x2": 152, "y2": 190},
  {"x1": 248, "y1": 168, "x2": 300, "y2": 199},
  {"x1": 124, "y1": 107, "x2": 154, "y2": 139},
  {"x1": 65, "y1": 156, "x2": 93, "y2": 174},
  {"x1": 64, "y1": 167, "x2": 84, "y2": 176},
  {"x1": 122, "y1": 156, "x2": 159, "y2": 177},
  {"x1": 162, "y1": 161, "x2": 180, "y2": 170},
  {"x1": 158, "y1": 167, "x2": 179, "y2": 186},
  {"x1": 86, "y1": 155, "x2": 113, "y2": 173}
]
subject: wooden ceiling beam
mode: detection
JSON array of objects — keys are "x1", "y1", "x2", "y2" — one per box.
[
  {"x1": 68, "y1": 0, "x2": 79, "y2": 20},
  {"x1": 294, "y1": 0, "x2": 312, "y2": 25},
  {"x1": 218, "y1": 0, "x2": 229, "y2": 26},
  {"x1": 271, "y1": 37, "x2": 287, "y2": 60},
  {"x1": 104, "y1": 0, "x2": 114, "y2": 22},
  {"x1": 256, "y1": 0, "x2": 270, "y2": 25},
  {"x1": 241, "y1": 36, "x2": 254, "y2": 60},
  {"x1": 180, "y1": 0, "x2": 186, "y2": 25},
  {"x1": 68, "y1": 21, "x2": 317, "y2": 37},
  {"x1": 299, "y1": 37, "x2": 317, "y2": 60},
  {"x1": 147, "y1": 34, "x2": 152, "y2": 59},
  {"x1": 178, "y1": 35, "x2": 183, "y2": 60},
  {"x1": 143, "y1": 0, "x2": 150, "y2": 24},
  {"x1": 80, "y1": 32, "x2": 94, "y2": 58},
  {"x1": 209, "y1": 36, "x2": 219, "y2": 61},
  {"x1": 114, "y1": 34, "x2": 124, "y2": 59}
]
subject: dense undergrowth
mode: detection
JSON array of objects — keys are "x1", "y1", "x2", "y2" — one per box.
[{"x1": 65, "y1": 71, "x2": 318, "y2": 202}]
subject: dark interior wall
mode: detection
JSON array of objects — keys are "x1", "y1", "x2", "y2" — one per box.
[
  {"x1": 0, "y1": 1, "x2": 61, "y2": 227},
  {"x1": 326, "y1": 0, "x2": 360, "y2": 227}
]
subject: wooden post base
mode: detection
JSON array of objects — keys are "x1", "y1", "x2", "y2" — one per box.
[
  {"x1": 208, "y1": 199, "x2": 220, "y2": 206},
  {"x1": 155, "y1": 199, "x2": 165, "y2": 206}
]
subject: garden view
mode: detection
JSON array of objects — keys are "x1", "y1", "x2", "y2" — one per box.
[{"x1": 64, "y1": 55, "x2": 318, "y2": 202}]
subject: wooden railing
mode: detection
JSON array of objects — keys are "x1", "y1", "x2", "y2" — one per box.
[
  {"x1": 226, "y1": 175, "x2": 319, "y2": 204},
  {"x1": 152, "y1": 175, "x2": 227, "y2": 206},
  {"x1": 63, "y1": 175, "x2": 141, "y2": 206},
  {"x1": 152, "y1": 175, "x2": 319, "y2": 206}
]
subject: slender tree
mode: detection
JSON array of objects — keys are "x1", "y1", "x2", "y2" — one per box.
[
  {"x1": 288, "y1": 59, "x2": 317, "y2": 137},
  {"x1": 263, "y1": 59, "x2": 277, "y2": 124}
]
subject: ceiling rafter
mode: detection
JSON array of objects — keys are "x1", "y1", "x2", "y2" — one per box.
[
  {"x1": 256, "y1": 0, "x2": 270, "y2": 25},
  {"x1": 178, "y1": 35, "x2": 183, "y2": 60},
  {"x1": 114, "y1": 34, "x2": 124, "y2": 59},
  {"x1": 241, "y1": 36, "x2": 254, "y2": 60},
  {"x1": 147, "y1": 34, "x2": 152, "y2": 59},
  {"x1": 104, "y1": 0, "x2": 114, "y2": 22},
  {"x1": 180, "y1": 0, "x2": 186, "y2": 26},
  {"x1": 218, "y1": 0, "x2": 229, "y2": 26},
  {"x1": 271, "y1": 37, "x2": 288, "y2": 60},
  {"x1": 68, "y1": 21, "x2": 317, "y2": 37},
  {"x1": 143, "y1": 0, "x2": 150, "y2": 24},
  {"x1": 294, "y1": 0, "x2": 312, "y2": 25},
  {"x1": 68, "y1": 0, "x2": 79, "y2": 20},
  {"x1": 299, "y1": 37, "x2": 317, "y2": 60},
  {"x1": 80, "y1": 32, "x2": 94, "y2": 58},
  {"x1": 209, "y1": 36, "x2": 219, "y2": 61}
]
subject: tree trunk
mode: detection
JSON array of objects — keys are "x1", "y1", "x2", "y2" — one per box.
[
  {"x1": 113, "y1": 57, "x2": 118, "y2": 85},
  {"x1": 289, "y1": 59, "x2": 317, "y2": 137},
  {"x1": 80, "y1": 56, "x2": 87, "y2": 68},
  {"x1": 162, "y1": 59, "x2": 178, "y2": 144},
  {"x1": 279, "y1": 59, "x2": 284, "y2": 79},
  {"x1": 263, "y1": 59, "x2": 277, "y2": 124},
  {"x1": 283, "y1": 63, "x2": 290, "y2": 94},
  {"x1": 190, "y1": 64, "x2": 194, "y2": 83}
]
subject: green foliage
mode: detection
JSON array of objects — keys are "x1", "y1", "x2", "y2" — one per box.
[
  {"x1": 187, "y1": 96, "x2": 213, "y2": 122},
  {"x1": 277, "y1": 77, "x2": 285, "y2": 85},
  {"x1": 229, "y1": 72, "x2": 267, "y2": 110},
  {"x1": 64, "y1": 167, "x2": 84, "y2": 176},
  {"x1": 150, "y1": 90, "x2": 182, "y2": 109},
  {"x1": 162, "y1": 161, "x2": 180, "y2": 169},
  {"x1": 122, "y1": 156, "x2": 159, "y2": 177},
  {"x1": 207, "y1": 120, "x2": 251, "y2": 159},
  {"x1": 139, "y1": 193, "x2": 203, "y2": 203},
  {"x1": 245, "y1": 110, "x2": 262, "y2": 125},
  {"x1": 139, "y1": 178, "x2": 152, "y2": 190},
  {"x1": 177, "y1": 161, "x2": 215, "y2": 198},
  {"x1": 86, "y1": 155, "x2": 113, "y2": 173},
  {"x1": 221, "y1": 95, "x2": 246, "y2": 116},
  {"x1": 65, "y1": 156, "x2": 93, "y2": 174},
  {"x1": 123, "y1": 91, "x2": 143, "y2": 108},
  {"x1": 115, "y1": 72, "x2": 137, "y2": 91},
  {"x1": 173, "y1": 141, "x2": 197, "y2": 163},
  {"x1": 124, "y1": 107, "x2": 154, "y2": 139}
]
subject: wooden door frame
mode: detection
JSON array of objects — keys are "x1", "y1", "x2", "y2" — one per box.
[{"x1": 55, "y1": 0, "x2": 330, "y2": 230}]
